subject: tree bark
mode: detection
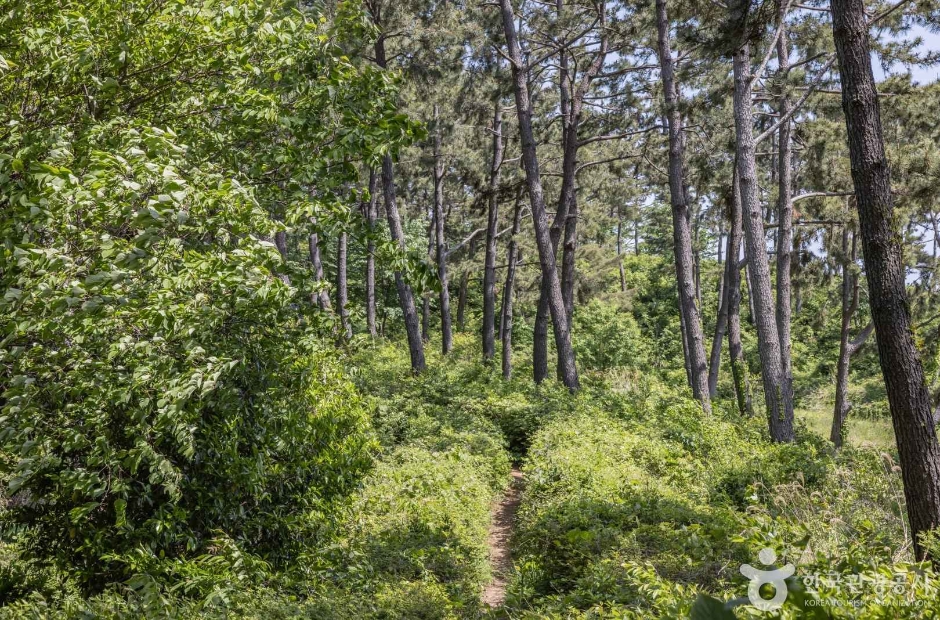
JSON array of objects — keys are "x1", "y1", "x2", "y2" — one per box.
[
  {"x1": 457, "y1": 236, "x2": 476, "y2": 332},
  {"x1": 532, "y1": 0, "x2": 607, "y2": 383},
  {"x1": 433, "y1": 106, "x2": 453, "y2": 354},
  {"x1": 708, "y1": 187, "x2": 737, "y2": 397},
  {"x1": 733, "y1": 45, "x2": 793, "y2": 441},
  {"x1": 375, "y1": 35, "x2": 425, "y2": 373},
  {"x1": 831, "y1": 227, "x2": 874, "y2": 446},
  {"x1": 831, "y1": 0, "x2": 940, "y2": 559},
  {"x1": 726, "y1": 176, "x2": 753, "y2": 417},
  {"x1": 308, "y1": 230, "x2": 332, "y2": 311},
  {"x1": 501, "y1": 195, "x2": 524, "y2": 379},
  {"x1": 499, "y1": 0, "x2": 579, "y2": 390},
  {"x1": 617, "y1": 204, "x2": 627, "y2": 292},
  {"x1": 364, "y1": 169, "x2": 379, "y2": 337},
  {"x1": 775, "y1": 11, "x2": 796, "y2": 425},
  {"x1": 274, "y1": 230, "x2": 291, "y2": 285},
  {"x1": 483, "y1": 101, "x2": 504, "y2": 361},
  {"x1": 656, "y1": 0, "x2": 711, "y2": 412},
  {"x1": 422, "y1": 208, "x2": 433, "y2": 343},
  {"x1": 336, "y1": 231, "x2": 352, "y2": 341}
]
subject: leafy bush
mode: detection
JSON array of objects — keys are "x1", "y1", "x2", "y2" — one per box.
[
  {"x1": 0, "y1": 0, "x2": 412, "y2": 596},
  {"x1": 573, "y1": 300, "x2": 650, "y2": 372}
]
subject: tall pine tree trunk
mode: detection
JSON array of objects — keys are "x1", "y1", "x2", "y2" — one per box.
[
  {"x1": 727, "y1": 176, "x2": 753, "y2": 417},
  {"x1": 308, "y1": 229, "x2": 331, "y2": 311},
  {"x1": 382, "y1": 152, "x2": 426, "y2": 371},
  {"x1": 375, "y1": 37, "x2": 425, "y2": 372},
  {"x1": 499, "y1": 0, "x2": 579, "y2": 390},
  {"x1": 708, "y1": 188, "x2": 735, "y2": 397},
  {"x1": 457, "y1": 236, "x2": 476, "y2": 332},
  {"x1": 422, "y1": 208, "x2": 433, "y2": 343},
  {"x1": 733, "y1": 44, "x2": 793, "y2": 441},
  {"x1": 617, "y1": 204, "x2": 627, "y2": 292},
  {"x1": 336, "y1": 232, "x2": 352, "y2": 341},
  {"x1": 501, "y1": 195, "x2": 523, "y2": 379},
  {"x1": 775, "y1": 12, "x2": 796, "y2": 426},
  {"x1": 656, "y1": 0, "x2": 710, "y2": 411},
  {"x1": 831, "y1": 0, "x2": 940, "y2": 559},
  {"x1": 433, "y1": 105, "x2": 453, "y2": 354},
  {"x1": 831, "y1": 227, "x2": 874, "y2": 446},
  {"x1": 483, "y1": 101, "x2": 504, "y2": 361},
  {"x1": 364, "y1": 169, "x2": 379, "y2": 337}
]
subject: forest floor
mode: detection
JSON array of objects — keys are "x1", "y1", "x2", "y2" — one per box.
[{"x1": 481, "y1": 467, "x2": 524, "y2": 609}]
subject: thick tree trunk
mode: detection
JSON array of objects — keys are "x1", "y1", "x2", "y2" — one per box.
[
  {"x1": 433, "y1": 106, "x2": 453, "y2": 354},
  {"x1": 775, "y1": 13, "x2": 796, "y2": 425},
  {"x1": 500, "y1": 0, "x2": 579, "y2": 390},
  {"x1": 733, "y1": 45, "x2": 793, "y2": 441},
  {"x1": 483, "y1": 102, "x2": 504, "y2": 361},
  {"x1": 656, "y1": 0, "x2": 711, "y2": 412},
  {"x1": 501, "y1": 196, "x2": 523, "y2": 379},
  {"x1": 308, "y1": 230, "x2": 332, "y2": 311},
  {"x1": 364, "y1": 169, "x2": 379, "y2": 337},
  {"x1": 831, "y1": 0, "x2": 940, "y2": 559}
]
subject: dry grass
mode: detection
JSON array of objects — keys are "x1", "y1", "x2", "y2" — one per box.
[{"x1": 797, "y1": 405, "x2": 895, "y2": 449}]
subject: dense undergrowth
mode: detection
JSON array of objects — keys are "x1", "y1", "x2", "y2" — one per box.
[{"x1": 2, "y1": 325, "x2": 938, "y2": 618}]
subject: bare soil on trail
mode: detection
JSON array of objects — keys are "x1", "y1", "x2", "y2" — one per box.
[{"x1": 481, "y1": 467, "x2": 524, "y2": 609}]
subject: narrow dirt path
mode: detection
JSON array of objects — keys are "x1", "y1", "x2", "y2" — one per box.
[{"x1": 481, "y1": 467, "x2": 524, "y2": 609}]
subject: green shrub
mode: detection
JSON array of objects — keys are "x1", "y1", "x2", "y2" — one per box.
[{"x1": 573, "y1": 300, "x2": 650, "y2": 372}]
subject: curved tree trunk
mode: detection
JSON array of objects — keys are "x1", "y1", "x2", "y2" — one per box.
[
  {"x1": 830, "y1": 0, "x2": 940, "y2": 559},
  {"x1": 655, "y1": 0, "x2": 710, "y2": 412}
]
